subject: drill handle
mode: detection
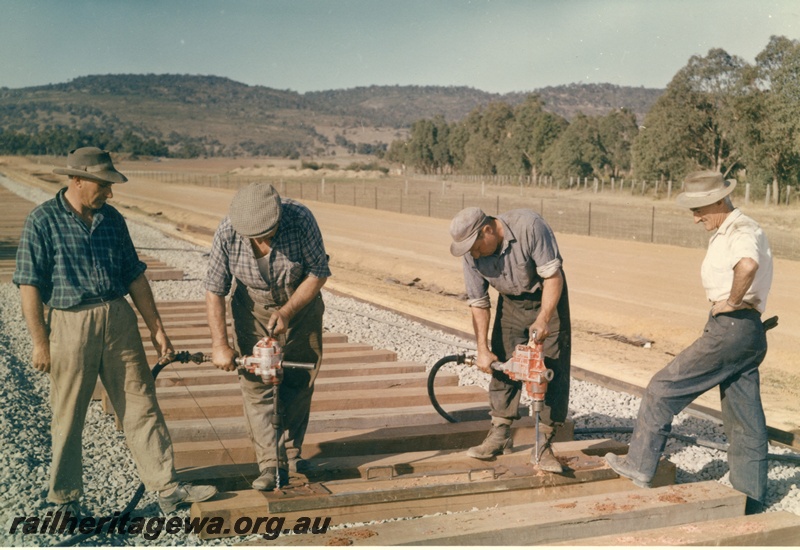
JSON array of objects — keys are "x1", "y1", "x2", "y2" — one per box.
[{"x1": 282, "y1": 360, "x2": 317, "y2": 370}]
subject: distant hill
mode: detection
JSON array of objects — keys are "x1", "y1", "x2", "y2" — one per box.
[{"x1": 0, "y1": 74, "x2": 662, "y2": 158}]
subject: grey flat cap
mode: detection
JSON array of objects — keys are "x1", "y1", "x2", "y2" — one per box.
[
  {"x1": 229, "y1": 182, "x2": 282, "y2": 238},
  {"x1": 449, "y1": 207, "x2": 488, "y2": 256},
  {"x1": 52, "y1": 147, "x2": 128, "y2": 184}
]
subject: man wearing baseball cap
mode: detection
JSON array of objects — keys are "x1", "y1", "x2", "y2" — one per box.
[
  {"x1": 605, "y1": 170, "x2": 774, "y2": 514},
  {"x1": 204, "y1": 182, "x2": 330, "y2": 491},
  {"x1": 449, "y1": 206, "x2": 572, "y2": 473},
  {"x1": 13, "y1": 147, "x2": 217, "y2": 518}
]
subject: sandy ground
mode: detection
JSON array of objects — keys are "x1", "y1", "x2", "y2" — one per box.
[{"x1": 3, "y1": 156, "x2": 799, "y2": 437}]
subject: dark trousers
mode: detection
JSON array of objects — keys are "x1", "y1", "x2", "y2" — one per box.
[
  {"x1": 488, "y1": 275, "x2": 571, "y2": 426},
  {"x1": 626, "y1": 308, "x2": 768, "y2": 503},
  {"x1": 231, "y1": 285, "x2": 324, "y2": 471}
]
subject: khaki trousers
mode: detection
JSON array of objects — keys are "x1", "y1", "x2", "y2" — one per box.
[
  {"x1": 47, "y1": 298, "x2": 176, "y2": 504},
  {"x1": 231, "y1": 285, "x2": 324, "y2": 472}
]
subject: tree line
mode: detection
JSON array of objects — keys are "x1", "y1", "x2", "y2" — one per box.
[{"x1": 387, "y1": 36, "x2": 800, "y2": 203}]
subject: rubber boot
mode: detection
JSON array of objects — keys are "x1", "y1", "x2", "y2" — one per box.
[
  {"x1": 532, "y1": 429, "x2": 563, "y2": 473},
  {"x1": 467, "y1": 423, "x2": 512, "y2": 460}
]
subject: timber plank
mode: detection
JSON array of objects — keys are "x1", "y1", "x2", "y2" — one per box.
[
  {"x1": 156, "y1": 385, "x2": 487, "y2": 421},
  {"x1": 190, "y1": 447, "x2": 677, "y2": 540},
  {"x1": 554, "y1": 510, "x2": 800, "y2": 546},
  {"x1": 264, "y1": 481, "x2": 742, "y2": 546}
]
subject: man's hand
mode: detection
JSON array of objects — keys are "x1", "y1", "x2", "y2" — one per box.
[
  {"x1": 150, "y1": 328, "x2": 174, "y2": 360},
  {"x1": 211, "y1": 345, "x2": 238, "y2": 372},
  {"x1": 31, "y1": 341, "x2": 51, "y2": 373},
  {"x1": 475, "y1": 347, "x2": 498, "y2": 375},
  {"x1": 267, "y1": 309, "x2": 290, "y2": 335},
  {"x1": 529, "y1": 320, "x2": 549, "y2": 344}
]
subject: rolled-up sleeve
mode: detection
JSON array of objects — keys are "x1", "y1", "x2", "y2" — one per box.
[
  {"x1": 204, "y1": 221, "x2": 233, "y2": 296},
  {"x1": 463, "y1": 258, "x2": 491, "y2": 309}
]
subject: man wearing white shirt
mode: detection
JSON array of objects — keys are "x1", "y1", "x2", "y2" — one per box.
[{"x1": 605, "y1": 171, "x2": 774, "y2": 515}]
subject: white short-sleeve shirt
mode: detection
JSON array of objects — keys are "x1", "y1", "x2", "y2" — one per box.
[{"x1": 701, "y1": 209, "x2": 773, "y2": 313}]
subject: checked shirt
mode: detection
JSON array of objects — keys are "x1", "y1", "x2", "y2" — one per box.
[
  {"x1": 204, "y1": 198, "x2": 331, "y2": 305},
  {"x1": 13, "y1": 188, "x2": 146, "y2": 309}
]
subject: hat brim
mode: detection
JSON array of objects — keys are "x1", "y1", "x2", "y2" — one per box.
[
  {"x1": 675, "y1": 179, "x2": 736, "y2": 208},
  {"x1": 449, "y1": 230, "x2": 480, "y2": 257},
  {"x1": 53, "y1": 167, "x2": 128, "y2": 184}
]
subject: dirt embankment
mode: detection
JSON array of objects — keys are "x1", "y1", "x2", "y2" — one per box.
[{"x1": 3, "y1": 155, "x2": 799, "y2": 437}]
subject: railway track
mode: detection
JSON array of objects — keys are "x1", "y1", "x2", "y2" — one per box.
[{"x1": 2, "y1": 182, "x2": 799, "y2": 545}]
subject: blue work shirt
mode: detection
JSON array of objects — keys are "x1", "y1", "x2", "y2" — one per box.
[
  {"x1": 13, "y1": 188, "x2": 146, "y2": 309},
  {"x1": 462, "y1": 209, "x2": 563, "y2": 309}
]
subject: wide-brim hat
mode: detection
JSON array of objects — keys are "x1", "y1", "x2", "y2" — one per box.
[
  {"x1": 229, "y1": 182, "x2": 282, "y2": 238},
  {"x1": 52, "y1": 147, "x2": 128, "y2": 183},
  {"x1": 676, "y1": 171, "x2": 736, "y2": 209},
  {"x1": 449, "y1": 206, "x2": 488, "y2": 256}
]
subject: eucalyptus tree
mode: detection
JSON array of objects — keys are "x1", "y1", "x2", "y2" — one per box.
[
  {"x1": 632, "y1": 48, "x2": 749, "y2": 180},
  {"x1": 461, "y1": 101, "x2": 514, "y2": 175},
  {"x1": 496, "y1": 95, "x2": 568, "y2": 180},
  {"x1": 542, "y1": 113, "x2": 606, "y2": 180},
  {"x1": 597, "y1": 108, "x2": 638, "y2": 178},
  {"x1": 738, "y1": 35, "x2": 800, "y2": 203}
]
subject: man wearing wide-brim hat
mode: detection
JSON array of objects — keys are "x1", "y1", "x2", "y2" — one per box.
[
  {"x1": 204, "y1": 181, "x2": 330, "y2": 491},
  {"x1": 605, "y1": 170, "x2": 775, "y2": 514},
  {"x1": 13, "y1": 147, "x2": 217, "y2": 518}
]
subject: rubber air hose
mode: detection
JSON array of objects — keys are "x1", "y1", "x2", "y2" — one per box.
[
  {"x1": 56, "y1": 352, "x2": 196, "y2": 547},
  {"x1": 428, "y1": 354, "x2": 467, "y2": 424}
]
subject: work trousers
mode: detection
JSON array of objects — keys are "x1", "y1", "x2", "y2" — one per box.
[
  {"x1": 232, "y1": 285, "x2": 324, "y2": 472},
  {"x1": 626, "y1": 308, "x2": 769, "y2": 503},
  {"x1": 47, "y1": 298, "x2": 176, "y2": 504},
  {"x1": 488, "y1": 274, "x2": 571, "y2": 427}
]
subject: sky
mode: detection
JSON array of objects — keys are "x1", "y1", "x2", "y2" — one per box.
[{"x1": 1, "y1": 0, "x2": 799, "y2": 94}]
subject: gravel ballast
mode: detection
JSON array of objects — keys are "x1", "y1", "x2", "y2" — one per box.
[{"x1": 1, "y1": 177, "x2": 799, "y2": 546}]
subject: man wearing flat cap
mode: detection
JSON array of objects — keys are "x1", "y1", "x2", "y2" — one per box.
[
  {"x1": 204, "y1": 182, "x2": 330, "y2": 491},
  {"x1": 605, "y1": 170, "x2": 774, "y2": 514},
  {"x1": 449, "y1": 206, "x2": 571, "y2": 472},
  {"x1": 13, "y1": 147, "x2": 217, "y2": 518}
]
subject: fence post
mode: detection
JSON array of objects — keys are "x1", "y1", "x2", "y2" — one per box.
[
  {"x1": 667, "y1": 180, "x2": 672, "y2": 200},
  {"x1": 400, "y1": 188, "x2": 403, "y2": 213},
  {"x1": 321, "y1": 177, "x2": 325, "y2": 196},
  {"x1": 333, "y1": 184, "x2": 337, "y2": 204},
  {"x1": 651, "y1": 206, "x2": 656, "y2": 243},
  {"x1": 496, "y1": 195, "x2": 500, "y2": 215},
  {"x1": 786, "y1": 186, "x2": 792, "y2": 205},
  {"x1": 587, "y1": 202, "x2": 592, "y2": 236},
  {"x1": 593, "y1": 178, "x2": 598, "y2": 193},
  {"x1": 765, "y1": 185, "x2": 771, "y2": 206},
  {"x1": 745, "y1": 183, "x2": 750, "y2": 205}
]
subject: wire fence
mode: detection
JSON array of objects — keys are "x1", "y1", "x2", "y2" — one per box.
[{"x1": 126, "y1": 170, "x2": 800, "y2": 261}]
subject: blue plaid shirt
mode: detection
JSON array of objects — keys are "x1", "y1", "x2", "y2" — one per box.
[
  {"x1": 13, "y1": 188, "x2": 146, "y2": 309},
  {"x1": 204, "y1": 198, "x2": 331, "y2": 305}
]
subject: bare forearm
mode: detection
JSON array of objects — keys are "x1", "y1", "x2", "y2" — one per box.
[
  {"x1": 537, "y1": 271, "x2": 563, "y2": 325},
  {"x1": 205, "y1": 291, "x2": 230, "y2": 348},
  {"x1": 19, "y1": 285, "x2": 48, "y2": 346},
  {"x1": 128, "y1": 273, "x2": 165, "y2": 334},
  {"x1": 279, "y1": 276, "x2": 327, "y2": 320},
  {"x1": 470, "y1": 306, "x2": 491, "y2": 352},
  {"x1": 729, "y1": 258, "x2": 758, "y2": 305}
]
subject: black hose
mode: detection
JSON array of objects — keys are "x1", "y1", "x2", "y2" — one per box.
[
  {"x1": 427, "y1": 354, "x2": 466, "y2": 424},
  {"x1": 56, "y1": 352, "x2": 200, "y2": 547},
  {"x1": 427, "y1": 353, "x2": 800, "y2": 466}
]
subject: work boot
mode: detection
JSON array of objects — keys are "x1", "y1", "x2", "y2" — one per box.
[
  {"x1": 252, "y1": 468, "x2": 289, "y2": 491},
  {"x1": 467, "y1": 423, "x2": 512, "y2": 460},
  {"x1": 289, "y1": 457, "x2": 310, "y2": 473},
  {"x1": 159, "y1": 482, "x2": 218, "y2": 514},
  {"x1": 531, "y1": 430, "x2": 563, "y2": 473},
  {"x1": 604, "y1": 453, "x2": 651, "y2": 488},
  {"x1": 54, "y1": 500, "x2": 82, "y2": 521}
]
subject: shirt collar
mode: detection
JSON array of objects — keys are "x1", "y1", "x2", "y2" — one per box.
[
  {"x1": 714, "y1": 208, "x2": 742, "y2": 236},
  {"x1": 497, "y1": 217, "x2": 516, "y2": 256}
]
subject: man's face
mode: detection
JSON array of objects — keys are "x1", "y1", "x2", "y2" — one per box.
[
  {"x1": 468, "y1": 226, "x2": 499, "y2": 259},
  {"x1": 77, "y1": 178, "x2": 114, "y2": 209},
  {"x1": 691, "y1": 201, "x2": 726, "y2": 231}
]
